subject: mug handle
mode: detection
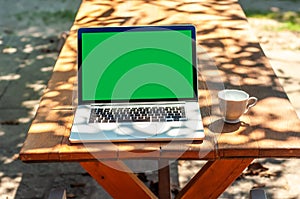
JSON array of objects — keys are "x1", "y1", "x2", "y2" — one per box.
[{"x1": 244, "y1": 97, "x2": 258, "y2": 113}]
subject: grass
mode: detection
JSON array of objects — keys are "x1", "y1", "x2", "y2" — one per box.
[
  {"x1": 15, "y1": 10, "x2": 77, "y2": 25},
  {"x1": 244, "y1": 10, "x2": 300, "y2": 31},
  {"x1": 39, "y1": 10, "x2": 77, "y2": 24}
]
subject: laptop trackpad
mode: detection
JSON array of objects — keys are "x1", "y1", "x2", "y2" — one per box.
[{"x1": 117, "y1": 123, "x2": 157, "y2": 138}]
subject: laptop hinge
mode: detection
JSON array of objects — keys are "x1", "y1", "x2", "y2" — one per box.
[{"x1": 90, "y1": 101, "x2": 192, "y2": 107}]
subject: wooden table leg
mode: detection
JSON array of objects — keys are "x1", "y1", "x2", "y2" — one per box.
[
  {"x1": 158, "y1": 159, "x2": 171, "y2": 199},
  {"x1": 80, "y1": 161, "x2": 157, "y2": 199},
  {"x1": 176, "y1": 158, "x2": 254, "y2": 199}
]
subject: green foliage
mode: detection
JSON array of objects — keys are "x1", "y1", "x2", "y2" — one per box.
[
  {"x1": 15, "y1": 10, "x2": 76, "y2": 25},
  {"x1": 244, "y1": 10, "x2": 300, "y2": 31}
]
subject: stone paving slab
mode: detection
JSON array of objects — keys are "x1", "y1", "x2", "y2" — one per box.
[{"x1": 0, "y1": 35, "x2": 60, "y2": 108}]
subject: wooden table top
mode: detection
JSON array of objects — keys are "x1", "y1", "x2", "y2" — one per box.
[{"x1": 20, "y1": 0, "x2": 300, "y2": 162}]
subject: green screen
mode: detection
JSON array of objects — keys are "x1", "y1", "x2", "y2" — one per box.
[{"x1": 81, "y1": 29, "x2": 194, "y2": 101}]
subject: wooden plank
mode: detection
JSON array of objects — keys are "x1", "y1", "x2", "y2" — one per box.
[
  {"x1": 118, "y1": 142, "x2": 216, "y2": 160},
  {"x1": 38, "y1": 28, "x2": 78, "y2": 110},
  {"x1": 58, "y1": 142, "x2": 119, "y2": 161},
  {"x1": 159, "y1": 140, "x2": 216, "y2": 160},
  {"x1": 176, "y1": 158, "x2": 254, "y2": 199},
  {"x1": 117, "y1": 143, "x2": 161, "y2": 159},
  {"x1": 19, "y1": 108, "x2": 118, "y2": 162},
  {"x1": 80, "y1": 161, "x2": 157, "y2": 199},
  {"x1": 19, "y1": 109, "x2": 74, "y2": 161},
  {"x1": 158, "y1": 159, "x2": 171, "y2": 199}
]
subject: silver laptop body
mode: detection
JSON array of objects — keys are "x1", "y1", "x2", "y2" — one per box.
[{"x1": 69, "y1": 25, "x2": 204, "y2": 143}]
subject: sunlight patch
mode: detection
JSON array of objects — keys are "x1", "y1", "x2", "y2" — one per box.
[
  {"x1": 3, "y1": 47, "x2": 17, "y2": 54},
  {"x1": 41, "y1": 66, "x2": 53, "y2": 72},
  {"x1": 0, "y1": 173, "x2": 22, "y2": 199},
  {"x1": 0, "y1": 74, "x2": 20, "y2": 81},
  {"x1": 18, "y1": 117, "x2": 31, "y2": 123},
  {"x1": 26, "y1": 83, "x2": 46, "y2": 92},
  {"x1": 23, "y1": 44, "x2": 34, "y2": 53},
  {"x1": 3, "y1": 154, "x2": 19, "y2": 164},
  {"x1": 22, "y1": 100, "x2": 40, "y2": 109}
]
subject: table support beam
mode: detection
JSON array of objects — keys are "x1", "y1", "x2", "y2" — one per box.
[
  {"x1": 176, "y1": 158, "x2": 254, "y2": 199},
  {"x1": 80, "y1": 161, "x2": 157, "y2": 199},
  {"x1": 158, "y1": 159, "x2": 171, "y2": 199}
]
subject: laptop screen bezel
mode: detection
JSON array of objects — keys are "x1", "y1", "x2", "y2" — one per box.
[{"x1": 77, "y1": 25, "x2": 198, "y2": 105}]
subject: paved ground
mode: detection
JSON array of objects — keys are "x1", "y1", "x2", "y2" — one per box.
[{"x1": 0, "y1": 0, "x2": 300, "y2": 198}]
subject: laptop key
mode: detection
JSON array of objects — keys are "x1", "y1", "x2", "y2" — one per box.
[
  {"x1": 133, "y1": 118, "x2": 151, "y2": 122},
  {"x1": 151, "y1": 118, "x2": 160, "y2": 122},
  {"x1": 166, "y1": 118, "x2": 174, "y2": 122},
  {"x1": 117, "y1": 119, "x2": 133, "y2": 123}
]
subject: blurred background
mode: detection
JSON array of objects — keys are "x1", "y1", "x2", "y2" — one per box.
[{"x1": 0, "y1": 0, "x2": 299, "y2": 198}]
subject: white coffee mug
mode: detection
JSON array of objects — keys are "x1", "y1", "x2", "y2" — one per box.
[{"x1": 218, "y1": 89, "x2": 257, "y2": 123}]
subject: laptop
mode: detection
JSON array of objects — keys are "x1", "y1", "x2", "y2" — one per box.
[{"x1": 69, "y1": 25, "x2": 205, "y2": 143}]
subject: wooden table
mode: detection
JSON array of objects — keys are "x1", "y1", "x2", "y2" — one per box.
[{"x1": 20, "y1": 0, "x2": 300, "y2": 198}]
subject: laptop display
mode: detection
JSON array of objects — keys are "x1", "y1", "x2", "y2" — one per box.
[{"x1": 78, "y1": 26, "x2": 198, "y2": 103}]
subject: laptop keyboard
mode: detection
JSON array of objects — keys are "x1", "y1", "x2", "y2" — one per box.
[{"x1": 89, "y1": 106, "x2": 187, "y2": 123}]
